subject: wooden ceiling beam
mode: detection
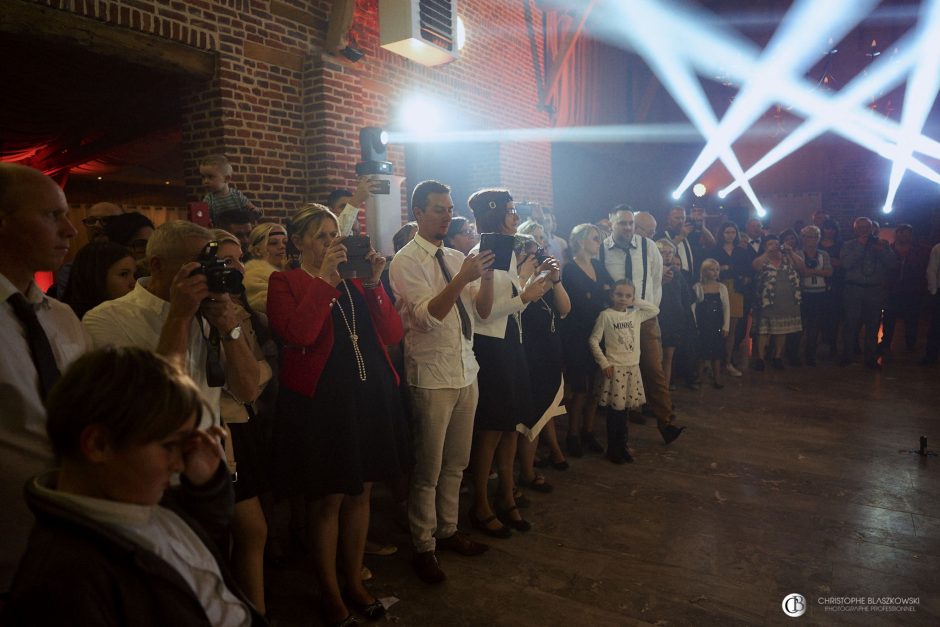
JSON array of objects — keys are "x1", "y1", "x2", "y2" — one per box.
[{"x1": 1, "y1": 0, "x2": 215, "y2": 81}]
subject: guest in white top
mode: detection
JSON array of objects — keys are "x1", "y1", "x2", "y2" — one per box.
[
  {"x1": 83, "y1": 220, "x2": 261, "y2": 426},
  {"x1": 466, "y1": 189, "x2": 550, "y2": 538},
  {"x1": 0, "y1": 163, "x2": 92, "y2": 591},
  {"x1": 389, "y1": 180, "x2": 495, "y2": 583},
  {"x1": 243, "y1": 222, "x2": 288, "y2": 313},
  {"x1": 3, "y1": 347, "x2": 264, "y2": 626}
]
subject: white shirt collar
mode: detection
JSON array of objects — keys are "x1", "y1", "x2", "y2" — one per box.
[
  {"x1": 413, "y1": 233, "x2": 445, "y2": 257},
  {"x1": 0, "y1": 271, "x2": 46, "y2": 307},
  {"x1": 32, "y1": 471, "x2": 156, "y2": 527}
]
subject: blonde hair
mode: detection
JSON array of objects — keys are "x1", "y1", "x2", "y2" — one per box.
[
  {"x1": 569, "y1": 223, "x2": 600, "y2": 256},
  {"x1": 517, "y1": 220, "x2": 544, "y2": 239},
  {"x1": 699, "y1": 257, "x2": 720, "y2": 282},
  {"x1": 248, "y1": 222, "x2": 288, "y2": 259},
  {"x1": 291, "y1": 203, "x2": 338, "y2": 241},
  {"x1": 655, "y1": 239, "x2": 674, "y2": 257},
  {"x1": 199, "y1": 154, "x2": 233, "y2": 176},
  {"x1": 210, "y1": 228, "x2": 240, "y2": 248},
  {"x1": 800, "y1": 224, "x2": 821, "y2": 239}
]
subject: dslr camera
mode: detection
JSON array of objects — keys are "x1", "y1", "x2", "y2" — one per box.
[{"x1": 190, "y1": 241, "x2": 244, "y2": 294}]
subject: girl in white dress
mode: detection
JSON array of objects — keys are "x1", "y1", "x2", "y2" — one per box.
[{"x1": 588, "y1": 279, "x2": 660, "y2": 463}]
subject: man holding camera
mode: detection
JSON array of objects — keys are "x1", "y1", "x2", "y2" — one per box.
[
  {"x1": 84, "y1": 220, "x2": 259, "y2": 422},
  {"x1": 839, "y1": 216, "x2": 898, "y2": 369},
  {"x1": 658, "y1": 206, "x2": 714, "y2": 281}
]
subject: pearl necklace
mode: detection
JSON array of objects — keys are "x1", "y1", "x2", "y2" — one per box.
[
  {"x1": 302, "y1": 266, "x2": 366, "y2": 382},
  {"x1": 538, "y1": 296, "x2": 556, "y2": 333},
  {"x1": 335, "y1": 282, "x2": 367, "y2": 382}
]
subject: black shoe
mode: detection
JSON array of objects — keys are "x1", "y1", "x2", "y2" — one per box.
[
  {"x1": 622, "y1": 447, "x2": 634, "y2": 463},
  {"x1": 753, "y1": 359, "x2": 765, "y2": 371},
  {"x1": 345, "y1": 596, "x2": 386, "y2": 621},
  {"x1": 495, "y1": 504, "x2": 531, "y2": 532},
  {"x1": 607, "y1": 449, "x2": 625, "y2": 464},
  {"x1": 581, "y1": 432, "x2": 604, "y2": 454},
  {"x1": 436, "y1": 531, "x2": 489, "y2": 556},
  {"x1": 566, "y1": 435, "x2": 583, "y2": 458},
  {"x1": 412, "y1": 550, "x2": 446, "y2": 584},
  {"x1": 659, "y1": 424, "x2": 685, "y2": 445},
  {"x1": 712, "y1": 382, "x2": 724, "y2": 389},
  {"x1": 468, "y1": 508, "x2": 512, "y2": 539}
]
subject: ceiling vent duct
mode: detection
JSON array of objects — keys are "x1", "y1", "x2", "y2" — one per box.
[{"x1": 379, "y1": 0, "x2": 459, "y2": 67}]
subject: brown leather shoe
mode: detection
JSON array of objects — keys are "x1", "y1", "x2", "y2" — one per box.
[
  {"x1": 412, "y1": 550, "x2": 446, "y2": 584},
  {"x1": 436, "y1": 531, "x2": 489, "y2": 556}
]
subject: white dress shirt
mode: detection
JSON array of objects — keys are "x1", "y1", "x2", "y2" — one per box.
[
  {"x1": 389, "y1": 234, "x2": 480, "y2": 389},
  {"x1": 83, "y1": 279, "x2": 221, "y2": 423},
  {"x1": 468, "y1": 244, "x2": 527, "y2": 339},
  {"x1": 33, "y1": 472, "x2": 250, "y2": 627},
  {"x1": 602, "y1": 235, "x2": 664, "y2": 306},
  {"x1": 0, "y1": 272, "x2": 92, "y2": 589}
]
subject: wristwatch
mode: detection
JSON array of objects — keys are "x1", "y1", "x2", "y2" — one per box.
[{"x1": 222, "y1": 325, "x2": 242, "y2": 342}]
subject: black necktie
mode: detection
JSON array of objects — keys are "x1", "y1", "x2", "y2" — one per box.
[
  {"x1": 622, "y1": 243, "x2": 634, "y2": 282},
  {"x1": 8, "y1": 292, "x2": 61, "y2": 398},
  {"x1": 435, "y1": 249, "x2": 472, "y2": 341}
]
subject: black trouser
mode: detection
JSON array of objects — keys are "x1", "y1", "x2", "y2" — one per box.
[
  {"x1": 881, "y1": 291, "x2": 923, "y2": 351},
  {"x1": 925, "y1": 293, "x2": 940, "y2": 361},
  {"x1": 843, "y1": 284, "x2": 884, "y2": 363},
  {"x1": 606, "y1": 409, "x2": 629, "y2": 453},
  {"x1": 800, "y1": 291, "x2": 828, "y2": 360}
]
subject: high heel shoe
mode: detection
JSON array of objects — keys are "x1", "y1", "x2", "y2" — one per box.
[
  {"x1": 344, "y1": 595, "x2": 386, "y2": 621},
  {"x1": 468, "y1": 507, "x2": 512, "y2": 539},
  {"x1": 495, "y1": 504, "x2": 531, "y2": 532}
]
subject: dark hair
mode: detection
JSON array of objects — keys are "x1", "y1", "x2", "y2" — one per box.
[
  {"x1": 62, "y1": 242, "x2": 134, "y2": 319},
  {"x1": 821, "y1": 218, "x2": 840, "y2": 236},
  {"x1": 718, "y1": 221, "x2": 740, "y2": 246},
  {"x1": 326, "y1": 189, "x2": 353, "y2": 210},
  {"x1": 779, "y1": 228, "x2": 800, "y2": 246},
  {"x1": 758, "y1": 233, "x2": 779, "y2": 255},
  {"x1": 215, "y1": 209, "x2": 253, "y2": 229},
  {"x1": 609, "y1": 204, "x2": 634, "y2": 218},
  {"x1": 468, "y1": 188, "x2": 513, "y2": 234},
  {"x1": 46, "y1": 347, "x2": 206, "y2": 461},
  {"x1": 444, "y1": 216, "x2": 470, "y2": 248},
  {"x1": 895, "y1": 223, "x2": 913, "y2": 235},
  {"x1": 103, "y1": 212, "x2": 154, "y2": 246},
  {"x1": 393, "y1": 221, "x2": 418, "y2": 252},
  {"x1": 411, "y1": 180, "x2": 451, "y2": 214}
]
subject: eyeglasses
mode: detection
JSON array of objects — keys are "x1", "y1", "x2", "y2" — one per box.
[
  {"x1": 82, "y1": 216, "x2": 110, "y2": 227},
  {"x1": 458, "y1": 229, "x2": 476, "y2": 236}
]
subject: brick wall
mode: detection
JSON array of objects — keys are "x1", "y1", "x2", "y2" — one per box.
[{"x1": 25, "y1": 0, "x2": 553, "y2": 223}]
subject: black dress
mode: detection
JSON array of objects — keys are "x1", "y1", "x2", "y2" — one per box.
[
  {"x1": 473, "y1": 309, "x2": 534, "y2": 432},
  {"x1": 561, "y1": 259, "x2": 613, "y2": 393},
  {"x1": 272, "y1": 282, "x2": 408, "y2": 500},
  {"x1": 658, "y1": 269, "x2": 696, "y2": 349},
  {"x1": 696, "y1": 292, "x2": 726, "y2": 360},
  {"x1": 522, "y1": 291, "x2": 564, "y2": 429}
]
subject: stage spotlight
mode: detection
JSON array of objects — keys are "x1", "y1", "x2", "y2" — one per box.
[
  {"x1": 882, "y1": 204, "x2": 894, "y2": 214},
  {"x1": 693, "y1": 183, "x2": 707, "y2": 197},
  {"x1": 357, "y1": 127, "x2": 392, "y2": 175},
  {"x1": 671, "y1": 189, "x2": 682, "y2": 200},
  {"x1": 756, "y1": 207, "x2": 768, "y2": 218},
  {"x1": 717, "y1": 189, "x2": 728, "y2": 199},
  {"x1": 398, "y1": 94, "x2": 444, "y2": 134}
]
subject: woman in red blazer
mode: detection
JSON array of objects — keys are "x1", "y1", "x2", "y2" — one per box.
[{"x1": 267, "y1": 203, "x2": 407, "y2": 626}]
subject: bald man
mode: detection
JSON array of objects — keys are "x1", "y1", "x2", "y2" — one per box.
[
  {"x1": 634, "y1": 211, "x2": 658, "y2": 240},
  {"x1": 0, "y1": 164, "x2": 92, "y2": 590}
]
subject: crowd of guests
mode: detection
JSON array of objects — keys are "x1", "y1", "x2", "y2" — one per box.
[{"x1": 3, "y1": 157, "x2": 940, "y2": 626}]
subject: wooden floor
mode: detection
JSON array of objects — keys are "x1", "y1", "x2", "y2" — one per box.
[{"x1": 266, "y1": 344, "x2": 940, "y2": 626}]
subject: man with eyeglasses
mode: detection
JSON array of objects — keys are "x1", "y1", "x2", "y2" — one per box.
[
  {"x1": 600, "y1": 205, "x2": 684, "y2": 444},
  {"x1": 83, "y1": 220, "x2": 260, "y2": 427},
  {"x1": 0, "y1": 164, "x2": 93, "y2": 592},
  {"x1": 47, "y1": 202, "x2": 125, "y2": 298}
]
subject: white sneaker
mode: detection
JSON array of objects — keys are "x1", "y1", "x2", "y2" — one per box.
[{"x1": 726, "y1": 364, "x2": 743, "y2": 377}]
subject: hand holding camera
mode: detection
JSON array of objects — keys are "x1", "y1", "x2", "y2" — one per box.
[
  {"x1": 170, "y1": 262, "x2": 211, "y2": 320},
  {"x1": 317, "y1": 236, "x2": 348, "y2": 287},
  {"x1": 457, "y1": 250, "x2": 495, "y2": 284}
]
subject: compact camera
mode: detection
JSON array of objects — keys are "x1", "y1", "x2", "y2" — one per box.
[{"x1": 190, "y1": 241, "x2": 244, "y2": 294}]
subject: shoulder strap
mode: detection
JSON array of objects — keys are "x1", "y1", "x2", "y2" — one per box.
[{"x1": 641, "y1": 237, "x2": 648, "y2": 299}]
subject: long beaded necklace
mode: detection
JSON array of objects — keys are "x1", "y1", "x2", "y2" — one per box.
[
  {"x1": 334, "y1": 282, "x2": 367, "y2": 382},
  {"x1": 303, "y1": 266, "x2": 367, "y2": 381},
  {"x1": 538, "y1": 296, "x2": 556, "y2": 333}
]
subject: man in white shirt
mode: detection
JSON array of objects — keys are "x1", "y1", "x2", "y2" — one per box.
[
  {"x1": 389, "y1": 180, "x2": 495, "y2": 584},
  {"x1": 600, "y1": 206, "x2": 683, "y2": 444},
  {"x1": 83, "y1": 220, "x2": 259, "y2": 424},
  {"x1": 0, "y1": 163, "x2": 93, "y2": 590},
  {"x1": 541, "y1": 209, "x2": 568, "y2": 264}
]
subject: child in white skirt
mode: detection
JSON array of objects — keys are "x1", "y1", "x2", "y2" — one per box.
[{"x1": 588, "y1": 279, "x2": 660, "y2": 463}]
